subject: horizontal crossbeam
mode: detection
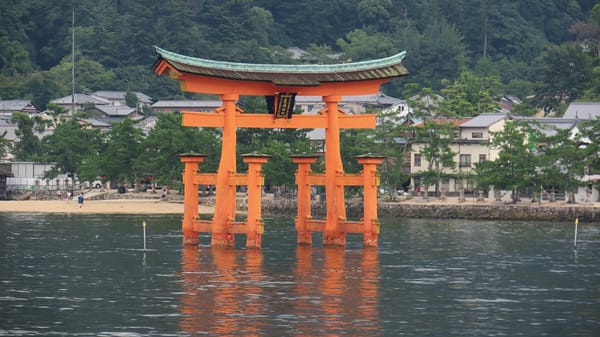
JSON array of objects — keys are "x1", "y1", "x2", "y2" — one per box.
[{"x1": 182, "y1": 112, "x2": 376, "y2": 129}]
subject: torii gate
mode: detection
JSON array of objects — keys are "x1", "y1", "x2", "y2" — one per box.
[{"x1": 152, "y1": 47, "x2": 408, "y2": 249}]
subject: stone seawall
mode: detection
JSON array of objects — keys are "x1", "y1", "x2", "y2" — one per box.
[
  {"x1": 262, "y1": 200, "x2": 600, "y2": 222},
  {"x1": 376, "y1": 203, "x2": 599, "y2": 222}
]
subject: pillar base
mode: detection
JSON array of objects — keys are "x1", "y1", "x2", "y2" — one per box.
[
  {"x1": 183, "y1": 235, "x2": 199, "y2": 245},
  {"x1": 246, "y1": 237, "x2": 262, "y2": 249},
  {"x1": 211, "y1": 233, "x2": 235, "y2": 248},
  {"x1": 297, "y1": 231, "x2": 312, "y2": 245},
  {"x1": 363, "y1": 235, "x2": 378, "y2": 248},
  {"x1": 323, "y1": 232, "x2": 346, "y2": 247}
]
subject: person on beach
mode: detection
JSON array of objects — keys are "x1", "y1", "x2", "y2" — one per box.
[{"x1": 77, "y1": 192, "x2": 84, "y2": 208}]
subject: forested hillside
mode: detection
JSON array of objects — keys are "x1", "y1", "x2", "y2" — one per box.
[{"x1": 1, "y1": 0, "x2": 599, "y2": 113}]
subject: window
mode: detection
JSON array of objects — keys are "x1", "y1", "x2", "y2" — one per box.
[
  {"x1": 414, "y1": 154, "x2": 421, "y2": 167},
  {"x1": 459, "y1": 154, "x2": 471, "y2": 168},
  {"x1": 479, "y1": 154, "x2": 486, "y2": 162},
  {"x1": 472, "y1": 132, "x2": 483, "y2": 139}
]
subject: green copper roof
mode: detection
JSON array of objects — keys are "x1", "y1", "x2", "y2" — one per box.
[{"x1": 153, "y1": 46, "x2": 408, "y2": 86}]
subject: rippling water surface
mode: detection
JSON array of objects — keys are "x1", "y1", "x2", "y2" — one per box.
[{"x1": 1, "y1": 213, "x2": 599, "y2": 336}]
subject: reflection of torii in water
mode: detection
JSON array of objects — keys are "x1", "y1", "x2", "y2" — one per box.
[{"x1": 152, "y1": 47, "x2": 408, "y2": 249}]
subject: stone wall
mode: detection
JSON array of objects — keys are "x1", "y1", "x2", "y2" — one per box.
[
  {"x1": 375, "y1": 203, "x2": 600, "y2": 222},
  {"x1": 262, "y1": 200, "x2": 600, "y2": 222}
]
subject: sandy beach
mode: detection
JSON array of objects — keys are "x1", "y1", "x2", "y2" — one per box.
[{"x1": 0, "y1": 199, "x2": 214, "y2": 214}]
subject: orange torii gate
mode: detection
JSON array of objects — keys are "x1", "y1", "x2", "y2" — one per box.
[{"x1": 152, "y1": 47, "x2": 408, "y2": 249}]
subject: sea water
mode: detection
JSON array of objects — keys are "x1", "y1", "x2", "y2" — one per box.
[{"x1": 1, "y1": 213, "x2": 599, "y2": 336}]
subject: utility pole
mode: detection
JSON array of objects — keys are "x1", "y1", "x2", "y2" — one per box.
[{"x1": 71, "y1": 9, "x2": 75, "y2": 119}]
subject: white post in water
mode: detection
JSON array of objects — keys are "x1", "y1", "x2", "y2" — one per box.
[
  {"x1": 143, "y1": 221, "x2": 147, "y2": 251},
  {"x1": 573, "y1": 217, "x2": 579, "y2": 250}
]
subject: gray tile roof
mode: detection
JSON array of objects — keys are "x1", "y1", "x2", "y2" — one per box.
[
  {"x1": 95, "y1": 105, "x2": 136, "y2": 117},
  {"x1": 151, "y1": 100, "x2": 222, "y2": 108},
  {"x1": 50, "y1": 94, "x2": 109, "y2": 105},
  {"x1": 460, "y1": 113, "x2": 507, "y2": 128},
  {"x1": 563, "y1": 102, "x2": 600, "y2": 120},
  {"x1": 0, "y1": 100, "x2": 36, "y2": 111},
  {"x1": 93, "y1": 91, "x2": 153, "y2": 104},
  {"x1": 78, "y1": 118, "x2": 112, "y2": 128},
  {"x1": 0, "y1": 118, "x2": 17, "y2": 141},
  {"x1": 514, "y1": 116, "x2": 580, "y2": 137}
]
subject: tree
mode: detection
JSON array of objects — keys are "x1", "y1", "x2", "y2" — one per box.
[
  {"x1": 0, "y1": 36, "x2": 34, "y2": 76},
  {"x1": 404, "y1": 86, "x2": 443, "y2": 118},
  {"x1": 532, "y1": 42, "x2": 592, "y2": 115},
  {"x1": 473, "y1": 120, "x2": 537, "y2": 203},
  {"x1": 0, "y1": 130, "x2": 11, "y2": 159},
  {"x1": 411, "y1": 120, "x2": 457, "y2": 196},
  {"x1": 579, "y1": 117, "x2": 600, "y2": 191},
  {"x1": 407, "y1": 19, "x2": 468, "y2": 90},
  {"x1": 41, "y1": 119, "x2": 102, "y2": 183},
  {"x1": 124, "y1": 91, "x2": 138, "y2": 108},
  {"x1": 93, "y1": 118, "x2": 144, "y2": 183},
  {"x1": 336, "y1": 28, "x2": 396, "y2": 61},
  {"x1": 45, "y1": 103, "x2": 69, "y2": 125},
  {"x1": 357, "y1": 0, "x2": 393, "y2": 31},
  {"x1": 340, "y1": 129, "x2": 376, "y2": 175},
  {"x1": 134, "y1": 113, "x2": 221, "y2": 188},
  {"x1": 10, "y1": 112, "x2": 48, "y2": 161},
  {"x1": 374, "y1": 107, "x2": 409, "y2": 200},
  {"x1": 569, "y1": 3, "x2": 600, "y2": 57},
  {"x1": 439, "y1": 71, "x2": 501, "y2": 116},
  {"x1": 24, "y1": 71, "x2": 67, "y2": 111},
  {"x1": 536, "y1": 126, "x2": 586, "y2": 203}
]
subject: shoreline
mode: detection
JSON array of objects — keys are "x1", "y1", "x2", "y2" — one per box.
[{"x1": 1, "y1": 197, "x2": 598, "y2": 222}]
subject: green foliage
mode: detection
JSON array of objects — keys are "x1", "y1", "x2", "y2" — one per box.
[
  {"x1": 124, "y1": 91, "x2": 138, "y2": 108},
  {"x1": 411, "y1": 120, "x2": 457, "y2": 195},
  {"x1": 10, "y1": 112, "x2": 48, "y2": 161},
  {"x1": 579, "y1": 117, "x2": 600, "y2": 181},
  {"x1": 93, "y1": 118, "x2": 144, "y2": 182},
  {"x1": 472, "y1": 121, "x2": 537, "y2": 202},
  {"x1": 375, "y1": 107, "x2": 409, "y2": 199},
  {"x1": 0, "y1": 0, "x2": 596, "y2": 102},
  {"x1": 439, "y1": 71, "x2": 501, "y2": 116},
  {"x1": 0, "y1": 36, "x2": 34, "y2": 76},
  {"x1": 41, "y1": 119, "x2": 101, "y2": 179},
  {"x1": 536, "y1": 126, "x2": 586, "y2": 201},
  {"x1": 340, "y1": 129, "x2": 376, "y2": 174},
  {"x1": 533, "y1": 42, "x2": 592, "y2": 115},
  {"x1": 134, "y1": 113, "x2": 221, "y2": 186},
  {"x1": 0, "y1": 131, "x2": 11, "y2": 159},
  {"x1": 336, "y1": 29, "x2": 396, "y2": 61}
]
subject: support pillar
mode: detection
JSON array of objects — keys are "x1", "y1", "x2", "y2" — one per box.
[
  {"x1": 356, "y1": 154, "x2": 384, "y2": 248},
  {"x1": 291, "y1": 155, "x2": 319, "y2": 245},
  {"x1": 178, "y1": 153, "x2": 207, "y2": 245},
  {"x1": 243, "y1": 153, "x2": 270, "y2": 249},
  {"x1": 323, "y1": 95, "x2": 346, "y2": 247},
  {"x1": 212, "y1": 94, "x2": 239, "y2": 248}
]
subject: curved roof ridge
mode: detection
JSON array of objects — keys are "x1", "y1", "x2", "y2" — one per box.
[{"x1": 154, "y1": 46, "x2": 406, "y2": 73}]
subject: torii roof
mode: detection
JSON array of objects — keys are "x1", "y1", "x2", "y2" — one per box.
[{"x1": 152, "y1": 46, "x2": 408, "y2": 87}]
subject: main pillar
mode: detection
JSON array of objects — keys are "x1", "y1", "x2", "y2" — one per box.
[
  {"x1": 323, "y1": 95, "x2": 347, "y2": 247},
  {"x1": 212, "y1": 94, "x2": 239, "y2": 248}
]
